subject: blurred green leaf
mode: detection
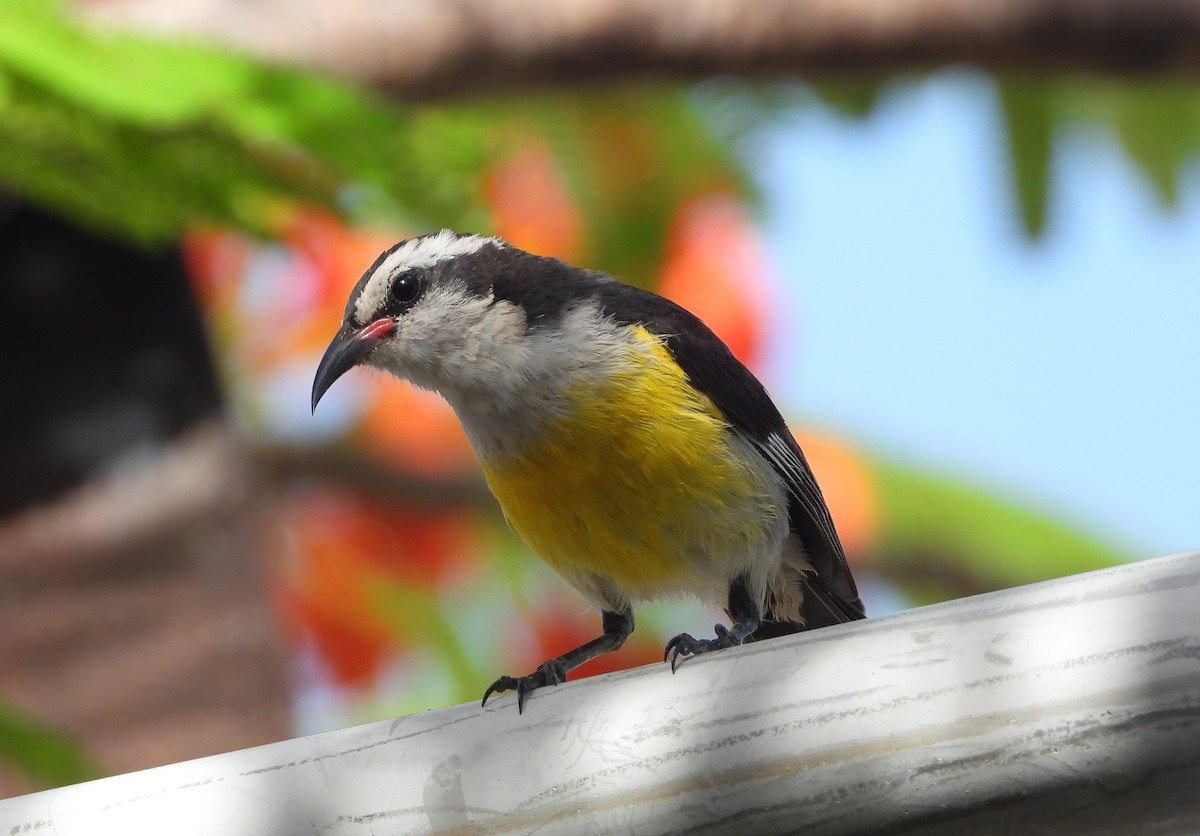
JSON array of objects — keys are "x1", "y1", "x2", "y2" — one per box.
[
  {"x1": 809, "y1": 79, "x2": 886, "y2": 120},
  {"x1": 998, "y1": 79, "x2": 1055, "y2": 239},
  {"x1": 0, "y1": 1, "x2": 750, "y2": 271},
  {"x1": 702, "y1": 73, "x2": 1200, "y2": 245},
  {"x1": 0, "y1": 0, "x2": 493, "y2": 243},
  {"x1": 7, "y1": 1, "x2": 1195, "y2": 263},
  {"x1": 0, "y1": 703, "x2": 100, "y2": 789},
  {"x1": 1083, "y1": 81, "x2": 1200, "y2": 208},
  {"x1": 997, "y1": 76, "x2": 1200, "y2": 236},
  {"x1": 369, "y1": 580, "x2": 484, "y2": 701},
  {"x1": 871, "y1": 457, "x2": 1126, "y2": 606}
]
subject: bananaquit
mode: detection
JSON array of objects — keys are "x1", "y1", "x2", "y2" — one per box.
[{"x1": 312, "y1": 230, "x2": 866, "y2": 711}]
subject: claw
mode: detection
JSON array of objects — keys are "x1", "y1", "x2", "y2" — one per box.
[
  {"x1": 481, "y1": 675, "x2": 519, "y2": 708},
  {"x1": 664, "y1": 623, "x2": 742, "y2": 672},
  {"x1": 663, "y1": 633, "x2": 688, "y2": 673},
  {"x1": 480, "y1": 660, "x2": 569, "y2": 713}
]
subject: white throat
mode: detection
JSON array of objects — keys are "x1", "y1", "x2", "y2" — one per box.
[{"x1": 368, "y1": 295, "x2": 636, "y2": 461}]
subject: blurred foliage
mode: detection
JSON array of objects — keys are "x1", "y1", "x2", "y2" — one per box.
[
  {"x1": 0, "y1": 0, "x2": 492, "y2": 241},
  {"x1": 479, "y1": 90, "x2": 747, "y2": 284},
  {"x1": 999, "y1": 80, "x2": 1055, "y2": 237},
  {"x1": 0, "y1": 0, "x2": 742, "y2": 279},
  {"x1": 3, "y1": 2, "x2": 1196, "y2": 257},
  {"x1": 871, "y1": 458, "x2": 1125, "y2": 605},
  {"x1": 1064, "y1": 80, "x2": 1200, "y2": 208},
  {"x1": 0, "y1": 703, "x2": 99, "y2": 789},
  {"x1": 998, "y1": 77, "x2": 1200, "y2": 237},
  {"x1": 699, "y1": 75, "x2": 1200, "y2": 239},
  {"x1": 809, "y1": 79, "x2": 886, "y2": 120}
]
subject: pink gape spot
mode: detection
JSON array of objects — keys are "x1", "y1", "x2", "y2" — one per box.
[{"x1": 360, "y1": 318, "x2": 396, "y2": 341}]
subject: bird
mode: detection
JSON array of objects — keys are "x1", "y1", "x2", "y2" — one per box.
[{"x1": 311, "y1": 229, "x2": 865, "y2": 712}]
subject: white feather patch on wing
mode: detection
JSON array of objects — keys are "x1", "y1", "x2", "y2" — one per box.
[{"x1": 754, "y1": 432, "x2": 839, "y2": 546}]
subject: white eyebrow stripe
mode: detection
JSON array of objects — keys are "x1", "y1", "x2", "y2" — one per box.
[{"x1": 353, "y1": 230, "x2": 503, "y2": 323}]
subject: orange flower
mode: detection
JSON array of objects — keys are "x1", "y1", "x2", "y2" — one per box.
[
  {"x1": 280, "y1": 587, "x2": 394, "y2": 687},
  {"x1": 274, "y1": 490, "x2": 481, "y2": 685},
  {"x1": 486, "y1": 141, "x2": 583, "y2": 261},
  {"x1": 359, "y1": 381, "x2": 477, "y2": 476},
  {"x1": 658, "y1": 195, "x2": 769, "y2": 368}
]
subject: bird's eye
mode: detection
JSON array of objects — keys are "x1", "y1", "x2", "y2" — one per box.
[{"x1": 390, "y1": 274, "x2": 422, "y2": 306}]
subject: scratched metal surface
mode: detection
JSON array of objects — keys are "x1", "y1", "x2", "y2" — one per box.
[{"x1": 3, "y1": 551, "x2": 1198, "y2": 835}]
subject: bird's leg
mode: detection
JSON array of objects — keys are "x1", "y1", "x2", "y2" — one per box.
[
  {"x1": 482, "y1": 607, "x2": 634, "y2": 713},
  {"x1": 665, "y1": 575, "x2": 761, "y2": 672}
]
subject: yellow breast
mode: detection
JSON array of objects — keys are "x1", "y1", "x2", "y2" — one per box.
[{"x1": 478, "y1": 326, "x2": 781, "y2": 605}]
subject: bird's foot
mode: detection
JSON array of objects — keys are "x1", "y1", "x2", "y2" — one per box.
[
  {"x1": 481, "y1": 658, "x2": 569, "y2": 713},
  {"x1": 664, "y1": 624, "x2": 741, "y2": 673}
]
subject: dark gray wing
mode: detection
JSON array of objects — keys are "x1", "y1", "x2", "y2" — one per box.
[{"x1": 595, "y1": 282, "x2": 865, "y2": 631}]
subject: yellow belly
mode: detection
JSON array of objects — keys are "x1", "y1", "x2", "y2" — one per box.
[{"x1": 478, "y1": 327, "x2": 781, "y2": 606}]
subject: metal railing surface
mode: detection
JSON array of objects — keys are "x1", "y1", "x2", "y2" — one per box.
[{"x1": 3, "y1": 550, "x2": 1198, "y2": 835}]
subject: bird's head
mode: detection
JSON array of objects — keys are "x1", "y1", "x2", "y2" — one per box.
[
  {"x1": 313, "y1": 227, "x2": 621, "y2": 421},
  {"x1": 311, "y1": 229, "x2": 531, "y2": 412}
]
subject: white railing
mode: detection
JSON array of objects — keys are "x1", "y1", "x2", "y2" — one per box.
[{"x1": 3, "y1": 550, "x2": 1198, "y2": 834}]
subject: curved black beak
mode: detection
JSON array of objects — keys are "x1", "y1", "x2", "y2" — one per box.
[{"x1": 311, "y1": 319, "x2": 395, "y2": 413}]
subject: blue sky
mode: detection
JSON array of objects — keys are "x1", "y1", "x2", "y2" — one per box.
[{"x1": 751, "y1": 72, "x2": 1199, "y2": 559}]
